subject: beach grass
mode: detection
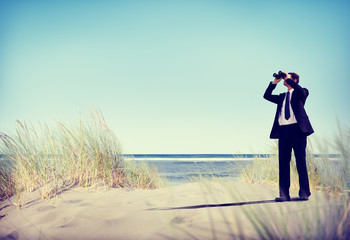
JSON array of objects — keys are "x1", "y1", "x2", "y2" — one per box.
[
  {"x1": 242, "y1": 141, "x2": 345, "y2": 195},
  {"x1": 239, "y1": 124, "x2": 350, "y2": 239},
  {"x1": 205, "y1": 179, "x2": 349, "y2": 239},
  {"x1": 0, "y1": 108, "x2": 163, "y2": 208},
  {"x1": 189, "y1": 123, "x2": 350, "y2": 239}
]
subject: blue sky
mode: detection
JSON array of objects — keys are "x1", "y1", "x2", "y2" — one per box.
[{"x1": 1, "y1": 0, "x2": 349, "y2": 154}]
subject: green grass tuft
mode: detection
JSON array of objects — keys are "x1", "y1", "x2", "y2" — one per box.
[{"x1": 0, "y1": 108, "x2": 164, "y2": 208}]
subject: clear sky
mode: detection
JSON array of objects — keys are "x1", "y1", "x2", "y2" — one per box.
[{"x1": 1, "y1": 0, "x2": 349, "y2": 154}]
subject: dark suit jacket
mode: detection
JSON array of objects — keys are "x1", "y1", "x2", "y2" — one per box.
[{"x1": 263, "y1": 79, "x2": 314, "y2": 139}]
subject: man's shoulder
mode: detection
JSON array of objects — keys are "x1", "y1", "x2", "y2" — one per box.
[{"x1": 299, "y1": 87, "x2": 309, "y2": 96}]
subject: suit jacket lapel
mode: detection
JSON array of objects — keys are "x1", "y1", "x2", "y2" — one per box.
[
  {"x1": 277, "y1": 93, "x2": 285, "y2": 115},
  {"x1": 290, "y1": 90, "x2": 297, "y2": 112}
]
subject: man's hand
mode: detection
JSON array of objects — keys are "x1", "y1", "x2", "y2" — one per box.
[
  {"x1": 273, "y1": 78, "x2": 282, "y2": 84},
  {"x1": 283, "y1": 72, "x2": 291, "y2": 80}
]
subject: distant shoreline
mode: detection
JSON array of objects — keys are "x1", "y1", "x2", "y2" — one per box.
[
  {"x1": 124, "y1": 153, "x2": 341, "y2": 161},
  {"x1": 0, "y1": 153, "x2": 341, "y2": 161}
]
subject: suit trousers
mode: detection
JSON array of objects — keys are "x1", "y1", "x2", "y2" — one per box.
[{"x1": 278, "y1": 123, "x2": 311, "y2": 198}]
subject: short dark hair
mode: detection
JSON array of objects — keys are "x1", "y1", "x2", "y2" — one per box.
[{"x1": 288, "y1": 72, "x2": 299, "y2": 83}]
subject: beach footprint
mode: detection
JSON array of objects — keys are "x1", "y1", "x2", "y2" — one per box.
[
  {"x1": 59, "y1": 216, "x2": 91, "y2": 228},
  {"x1": 37, "y1": 205, "x2": 56, "y2": 212},
  {"x1": 0, "y1": 230, "x2": 19, "y2": 240},
  {"x1": 35, "y1": 212, "x2": 58, "y2": 225},
  {"x1": 63, "y1": 199, "x2": 82, "y2": 204},
  {"x1": 170, "y1": 216, "x2": 186, "y2": 225}
]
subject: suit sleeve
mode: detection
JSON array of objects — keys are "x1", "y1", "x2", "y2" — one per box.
[
  {"x1": 263, "y1": 82, "x2": 279, "y2": 104},
  {"x1": 286, "y1": 79, "x2": 309, "y2": 102}
]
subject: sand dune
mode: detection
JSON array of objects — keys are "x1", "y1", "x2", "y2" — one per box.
[{"x1": 0, "y1": 181, "x2": 338, "y2": 239}]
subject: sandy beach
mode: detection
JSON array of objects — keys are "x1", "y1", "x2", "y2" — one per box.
[{"x1": 0, "y1": 181, "x2": 340, "y2": 240}]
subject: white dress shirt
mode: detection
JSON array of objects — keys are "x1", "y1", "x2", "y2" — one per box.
[{"x1": 278, "y1": 89, "x2": 298, "y2": 126}]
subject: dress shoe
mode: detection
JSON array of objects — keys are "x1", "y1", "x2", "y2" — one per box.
[
  {"x1": 299, "y1": 196, "x2": 309, "y2": 201},
  {"x1": 275, "y1": 197, "x2": 290, "y2": 202}
]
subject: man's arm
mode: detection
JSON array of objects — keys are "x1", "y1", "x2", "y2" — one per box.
[
  {"x1": 285, "y1": 78, "x2": 309, "y2": 102},
  {"x1": 263, "y1": 81, "x2": 279, "y2": 104}
]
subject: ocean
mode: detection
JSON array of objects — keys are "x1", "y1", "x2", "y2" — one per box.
[
  {"x1": 126, "y1": 153, "x2": 342, "y2": 185},
  {"x1": 125, "y1": 154, "x2": 267, "y2": 185}
]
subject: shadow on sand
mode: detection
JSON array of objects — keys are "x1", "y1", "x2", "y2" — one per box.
[{"x1": 149, "y1": 197, "x2": 304, "y2": 210}]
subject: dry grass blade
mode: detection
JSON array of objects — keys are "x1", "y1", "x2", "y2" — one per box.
[{"x1": 0, "y1": 109, "x2": 163, "y2": 208}]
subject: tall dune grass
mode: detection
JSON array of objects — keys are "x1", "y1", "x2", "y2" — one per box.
[
  {"x1": 242, "y1": 140, "x2": 345, "y2": 194},
  {"x1": 240, "y1": 124, "x2": 350, "y2": 239},
  {"x1": 0, "y1": 109, "x2": 163, "y2": 208},
  {"x1": 193, "y1": 124, "x2": 349, "y2": 239},
  {"x1": 196, "y1": 178, "x2": 349, "y2": 239}
]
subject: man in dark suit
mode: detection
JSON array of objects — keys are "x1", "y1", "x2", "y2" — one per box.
[{"x1": 264, "y1": 71, "x2": 314, "y2": 202}]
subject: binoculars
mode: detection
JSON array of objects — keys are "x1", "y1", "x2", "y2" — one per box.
[{"x1": 273, "y1": 71, "x2": 286, "y2": 79}]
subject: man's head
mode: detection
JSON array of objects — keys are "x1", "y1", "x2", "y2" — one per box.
[
  {"x1": 288, "y1": 72, "x2": 299, "y2": 83},
  {"x1": 283, "y1": 72, "x2": 299, "y2": 89}
]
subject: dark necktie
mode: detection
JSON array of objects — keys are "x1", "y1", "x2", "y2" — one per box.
[{"x1": 285, "y1": 91, "x2": 290, "y2": 120}]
